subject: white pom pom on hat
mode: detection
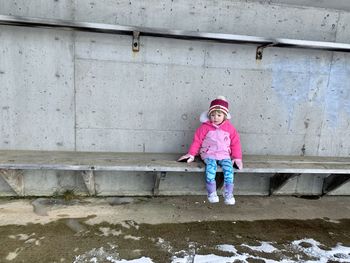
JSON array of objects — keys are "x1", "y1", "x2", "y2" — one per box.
[{"x1": 216, "y1": 95, "x2": 227, "y2": 101}]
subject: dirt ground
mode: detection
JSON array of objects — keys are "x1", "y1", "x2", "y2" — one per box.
[{"x1": 1, "y1": 196, "x2": 350, "y2": 263}]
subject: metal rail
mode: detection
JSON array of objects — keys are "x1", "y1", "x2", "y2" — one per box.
[{"x1": 1, "y1": 15, "x2": 350, "y2": 57}]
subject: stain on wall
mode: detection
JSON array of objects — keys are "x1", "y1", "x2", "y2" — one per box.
[{"x1": 324, "y1": 55, "x2": 350, "y2": 129}]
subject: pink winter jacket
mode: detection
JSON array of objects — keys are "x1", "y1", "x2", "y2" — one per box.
[{"x1": 188, "y1": 120, "x2": 242, "y2": 161}]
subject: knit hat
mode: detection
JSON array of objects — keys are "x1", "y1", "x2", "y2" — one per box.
[{"x1": 208, "y1": 96, "x2": 229, "y2": 116}]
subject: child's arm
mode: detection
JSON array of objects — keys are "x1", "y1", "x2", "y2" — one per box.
[
  {"x1": 178, "y1": 124, "x2": 207, "y2": 163},
  {"x1": 229, "y1": 127, "x2": 243, "y2": 169}
]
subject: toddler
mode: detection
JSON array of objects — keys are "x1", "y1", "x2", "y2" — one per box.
[{"x1": 178, "y1": 96, "x2": 243, "y2": 205}]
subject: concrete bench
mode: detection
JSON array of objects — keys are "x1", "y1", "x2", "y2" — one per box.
[{"x1": 0, "y1": 150, "x2": 350, "y2": 196}]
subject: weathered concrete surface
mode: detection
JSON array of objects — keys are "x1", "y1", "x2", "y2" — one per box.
[
  {"x1": 1, "y1": 170, "x2": 348, "y2": 197},
  {"x1": 1, "y1": 1, "x2": 350, "y2": 197},
  {"x1": 0, "y1": 0, "x2": 74, "y2": 19},
  {"x1": 1, "y1": 196, "x2": 350, "y2": 226},
  {"x1": 253, "y1": 0, "x2": 350, "y2": 12},
  {"x1": 0, "y1": 0, "x2": 349, "y2": 157},
  {"x1": 0, "y1": 26, "x2": 75, "y2": 150}
]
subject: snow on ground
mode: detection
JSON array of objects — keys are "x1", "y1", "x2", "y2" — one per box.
[
  {"x1": 73, "y1": 238, "x2": 350, "y2": 263},
  {"x1": 241, "y1": 241, "x2": 277, "y2": 253}
]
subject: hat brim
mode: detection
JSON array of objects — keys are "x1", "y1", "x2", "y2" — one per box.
[{"x1": 200, "y1": 111, "x2": 231, "y2": 123}]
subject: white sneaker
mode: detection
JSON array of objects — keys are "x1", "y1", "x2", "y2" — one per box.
[
  {"x1": 224, "y1": 195, "x2": 236, "y2": 205},
  {"x1": 208, "y1": 192, "x2": 219, "y2": 203}
]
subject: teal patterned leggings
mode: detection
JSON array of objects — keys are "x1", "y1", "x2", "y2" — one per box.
[{"x1": 204, "y1": 158, "x2": 234, "y2": 184}]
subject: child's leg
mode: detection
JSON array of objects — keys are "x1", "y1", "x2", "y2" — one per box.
[
  {"x1": 218, "y1": 159, "x2": 234, "y2": 185},
  {"x1": 204, "y1": 158, "x2": 218, "y2": 185},
  {"x1": 204, "y1": 158, "x2": 219, "y2": 203},
  {"x1": 218, "y1": 159, "x2": 235, "y2": 205}
]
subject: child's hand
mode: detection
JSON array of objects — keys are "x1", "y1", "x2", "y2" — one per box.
[
  {"x1": 178, "y1": 154, "x2": 195, "y2": 163},
  {"x1": 233, "y1": 159, "x2": 243, "y2": 170}
]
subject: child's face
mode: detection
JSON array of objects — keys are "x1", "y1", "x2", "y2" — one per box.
[{"x1": 209, "y1": 111, "x2": 225, "y2": 125}]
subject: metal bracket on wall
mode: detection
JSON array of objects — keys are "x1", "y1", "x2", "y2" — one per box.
[
  {"x1": 132, "y1": 31, "x2": 140, "y2": 52},
  {"x1": 322, "y1": 174, "x2": 350, "y2": 195},
  {"x1": 269, "y1": 173, "x2": 299, "y2": 195},
  {"x1": 0, "y1": 169, "x2": 24, "y2": 196},
  {"x1": 256, "y1": 43, "x2": 276, "y2": 60},
  {"x1": 153, "y1": 171, "x2": 166, "y2": 196},
  {"x1": 81, "y1": 170, "x2": 96, "y2": 196}
]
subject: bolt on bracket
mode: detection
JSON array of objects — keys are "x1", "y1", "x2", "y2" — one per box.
[{"x1": 132, "y1": 31, "x2": 140, "y2": 52}]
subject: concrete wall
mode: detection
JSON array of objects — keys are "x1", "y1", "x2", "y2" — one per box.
[{"x1": 1, "y1": 0, "x2": 350, "y2": 157}]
